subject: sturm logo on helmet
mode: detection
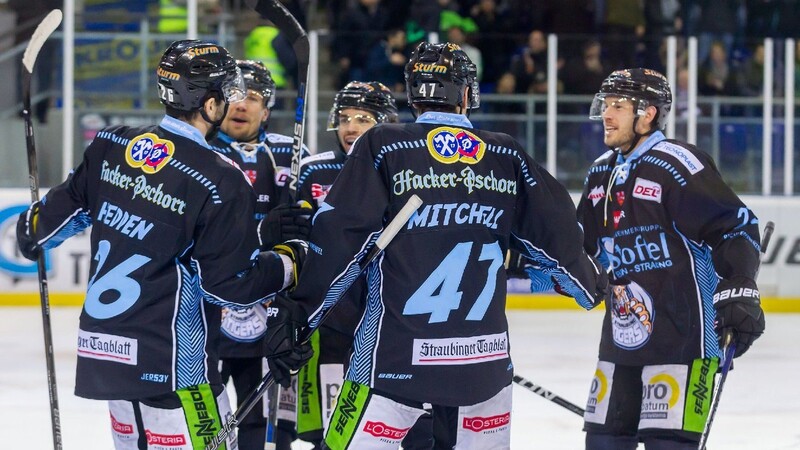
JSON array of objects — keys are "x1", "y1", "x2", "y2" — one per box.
[{"x1": 186, "y1": 46, "x2": 220, "y2": 58}]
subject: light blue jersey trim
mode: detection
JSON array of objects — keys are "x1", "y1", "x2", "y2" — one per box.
[
  {"x1": 159, "y1": 115, "x2": 212, "y2": 149},
  {"x1": 415, "y1": 111, "x2": 473, "y2": 128}
]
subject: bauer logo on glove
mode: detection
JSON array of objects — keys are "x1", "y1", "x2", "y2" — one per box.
[{"x1": 713, "y1": 286, "x2": 760, "y2": 304}]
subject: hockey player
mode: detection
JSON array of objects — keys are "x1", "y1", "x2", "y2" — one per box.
[
  {"x1": 15, "y1": 40, "x2": 309, "y2": 449},
  {"x1": 294, "y1": 81, "x2": 399, "y2": 449},
  {"x1": 209, "y1": 59, "x2": 311, "y2": 450},
  {"x1": 577, "y1": 68, "x2": 765, "y2": 450},
  {"x1": 263, "y1": 41, "x2": 608, "y2": 449}
]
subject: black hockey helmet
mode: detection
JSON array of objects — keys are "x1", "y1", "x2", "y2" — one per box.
[
  {"x1": 327, "y1": 81, "x2": 399, "y2": 130},
  {"x1": 589, "y1": 68, "x2": 672, "y2": 131},
  {"x1": 237, "y1": 59, "x2": 277, "y2": 109},
  {"x1": 404, "y1": 42, "x2": 480, "y2": 111},
  {"x1": 156, "y1": 39, "x2": 246, "y2": 112}
]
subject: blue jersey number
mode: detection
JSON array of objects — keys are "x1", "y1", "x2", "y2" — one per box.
[
  {"x1": 403, "y1": 241, "x2": 503, "y2": 323},
  {"x1": 84, "y1": 240, "x2": 151, "y2": 319}
]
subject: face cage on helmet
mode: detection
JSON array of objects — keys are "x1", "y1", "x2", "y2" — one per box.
[{"x1": 589, "y1": 93, "x2": 652, "y2": 122}]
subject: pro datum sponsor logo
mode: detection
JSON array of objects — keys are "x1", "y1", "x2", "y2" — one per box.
[
  {"x1": 77, "y1": 329, "x2": 137, "y2": 365},
  {"x1": 412, "y1": 332, "x2": 509, "y2": 365}
]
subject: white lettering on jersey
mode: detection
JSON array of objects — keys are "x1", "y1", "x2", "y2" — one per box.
[
  {"x1": 632, "y1": 178, "x2": 662, "y2": 203},
  {"x1": 406, "y1": 203, "x2": 503, "y2": 230}
]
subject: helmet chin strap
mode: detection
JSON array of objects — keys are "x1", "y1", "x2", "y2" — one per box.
[
  {"x1": 201, "y1": 100, "x2": 229, "y2": 139},
  {"x1": 617, "y1": 114, "x2": 656, "y2": 156}
]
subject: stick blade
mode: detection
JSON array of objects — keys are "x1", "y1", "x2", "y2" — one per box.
[{"x1": 22, "y1": 9, "x2": 63, "y2": 74}]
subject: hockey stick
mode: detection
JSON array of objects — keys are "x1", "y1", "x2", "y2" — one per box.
[
  {"x1": 21, "y1": 9, "x2": 64, "y2": 450},
  {"x1": 512, "y1": 374, "x2": 586, "y2": 416},
  {"x1": 206, "y1": 195, "x2": 424, "y2": 450},
  {"x1": 698, "y1": 220, "x2": 775, "y2": 450},
  {"x1": 246, "y1": 0, "x2": 309, "y2": 201}
]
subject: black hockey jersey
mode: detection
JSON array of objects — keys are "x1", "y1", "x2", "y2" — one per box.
[
  {"x1": 291, "y1": 112, "x2": 600, "y2": 406},
  {"x1": 32, "y1": 116, "x2": 288, "y2": 400},
  {"x1": 577, "y1": 131, "x2": 761, "y2": 366},
  {"x1": 209, "y1": 130, "x2": 310, "y2": 220},
  {"x1": 297, "y1": 150, "x2": 346, "y2": 209},
  {"x1": 209, "y1": 130, "x2": 310, "y2": 358}
]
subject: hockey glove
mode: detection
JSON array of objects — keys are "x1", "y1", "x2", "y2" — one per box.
[
  {"x1": 259, "y1": 202, "x2": 312, "y2": 249},
  {"x1": 273, "y1": 239, "x2": 308, "y2": 290},
  {"x1": 713, "y1": 276, "x2": 765, "y2": 358},
  {"x1": 591, "y1": 256, "x2": 609, "y2": 305},
  {"x1": 16, "y1": 202, "x2": 41, "y2": 261},
  {"x1": 505, "y1": 250, "x2": 530, "y2": 279},
  {"x1": 263, "y1": 294, "x2": 313, "y2": 388}
]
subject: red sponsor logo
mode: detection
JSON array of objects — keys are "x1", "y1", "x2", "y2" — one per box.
[
  {"x1": 615, "y1": 191, "x2": 626, "y2": 206},
  {"x1": 613, "y1": 210, "x2": 625, "y2": 229},
  {"x1": 634, "y1": 185, "x2": 660, "y2": 198},
  {"x1": 311, "y1": 183, "x2": 331, "y2": 201},
  {"x1": 462, "y1": 412, "x2": 510, "y2": 432},
  {"x1": 244, "y1": 169, "x2": 258, "y2": 185},
  {"x1": 363, "y1": 421, "x2": 411, "y2": 440},
  {"x1": 110, "y1": 413, "x2": 133, "y2": 434},
  {"x1": 145, "y1": 430, "x2": 187, "y2": 446}
]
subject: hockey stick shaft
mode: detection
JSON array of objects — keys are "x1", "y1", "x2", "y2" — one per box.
[
  {"x1": 512, "y1": 374, "x2": 586, "y2": 416},
  {"x1": 21, "y1": 9, "x2": 64, "y2": 450},
  {"x1": 698, "y1": 220, "x2": 775, "y2": 450},
  {"x1": 249, "y1": 0, "x2": 309, "y2": 201},
  {"x1": 206, "y1": 195, "x2": 423, "y2": 450}
]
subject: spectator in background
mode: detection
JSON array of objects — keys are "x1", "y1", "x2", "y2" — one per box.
[
  {"x1": 735, "y1": 42, "x2": 765, "y2": 99},
  {"x1": 601, "y1": 0, "x2": 645, "y2": 69},
  {"x1": 444, "y1": 20, "x2": 483, "y2": 83},
  {"x1": 404, "y1": 0, "x2": 459, "y2": 47},
  {"x1": 643, "y1": 0, "x2": 682, "y2": 70},
  {"x1": 562, "y1": 40, "x2": 607, "y2": 97},
  {"x1": 470, "y1": 0, "x2": 516, "y2": 89},
  {"x1": 699, "y1": 41, "x2": 737, "y2": 97},
  {"x1": 364, "y1": 28, "x2": 408, "y2": 93},
  {"x1": 508, "y1": 30, "x2": 555, "y2": 95},
  {"x1": 331, "y1": 0, "x2": 389, "y2": 89},
  {"x1": 696, "y1": 0, "x2": 742, "y2": 66}
]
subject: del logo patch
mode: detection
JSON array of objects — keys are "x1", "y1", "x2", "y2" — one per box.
[
  {"x1": 427, "y1": 127, "x2": 485, "y2": 164},
  {"x1": 125, "y1": 133, "x2": 174, "y2": 174}
]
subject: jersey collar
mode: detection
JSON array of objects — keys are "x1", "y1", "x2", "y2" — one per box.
[
  {"x1": 214, "y1": 129, "x2": 268, "y2": 145},
  {"x1": 415, "y1": 111, "x2": 473, "y2": 128},
  {"x1": 617, "y1": 130, "x2": 666, "y2": 165},
  {"x1": 159, "y1": 115, "x2": 212, "y2": 149}
]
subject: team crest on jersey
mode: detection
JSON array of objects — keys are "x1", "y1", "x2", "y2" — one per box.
[
  {"x1": 426, "y1": 127, "x2": 485, "y2": 164},
  {"x1": 221, "y1": 306, "x2": 268, "y2": 341},
  {"x1": 616, "y1": 191, "x2": 626, "y2": 206},
  {"x1": 609, "y1": 280, "x2": 654, "y2": 349},
  {"x1": 125, "y1": 133, "x2": 174, "y2": 174},
  {"x1": 244, "y1": 169, "x2": 258, "y2": 185}
]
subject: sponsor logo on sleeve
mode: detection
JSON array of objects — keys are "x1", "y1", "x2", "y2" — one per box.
[
  {"x1": 651, "y1": 142, "x2": 705, "y2": 174},
  {"x1": 412, "y1": 332, "x2": 509, "y2": 365},
  {"x1": 633, "y1": 178, "x2": 662, "y2": 203},
  {"x1": 125, "y1": 133, "x2": 174, "y2": 174},
  {"x1": 77, "y1": 329, "x2": 137, "y2": 365},
  {"x1": 426, "y1": 127, "x2": 485, "y2": 164},
  {"x1": 588, "y1": 185, "x2": 605, "y2": 206}
]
